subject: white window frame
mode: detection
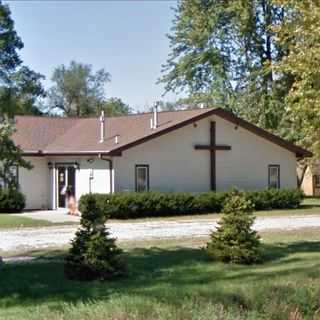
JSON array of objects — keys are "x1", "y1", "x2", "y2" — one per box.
[
  {"x1": 314, "y1": 175, "x2": 320, "y2": 187},
  {"x1": 0, "y1": 165, "x2": 18, "y2": 189},
  {"x1": 268, "y1": 165, "x2": 280, "y2": 189},
  {"x1": 135, "y1": 165, "x2": 149, "y2": 192}
]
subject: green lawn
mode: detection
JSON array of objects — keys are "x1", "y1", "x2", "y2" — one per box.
[
  {"x1": 256, "y1": 197, "x2": 320, "y2": 217},
  {"x1": 0, "y1": 214, "x2": 79, "y2": 229},
  {"x1": 1, "y1": 229, "x2": 320, "y2": 320},
  {"x1": 0, "y1": 214, "x2": 58, "y2": 228}
]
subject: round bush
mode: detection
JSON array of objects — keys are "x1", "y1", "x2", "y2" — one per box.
[{"x1": 0, "y1": 188, "x2": 25, "y2": 213}]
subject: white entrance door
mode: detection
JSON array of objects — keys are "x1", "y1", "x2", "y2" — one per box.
[{"x1": 56, "y1": 165, "x2": 76, "y2": 208}]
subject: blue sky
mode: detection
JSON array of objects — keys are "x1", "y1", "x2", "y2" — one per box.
[{"x1": 6, "y1": 0, "x2": 179, "y2": 112}]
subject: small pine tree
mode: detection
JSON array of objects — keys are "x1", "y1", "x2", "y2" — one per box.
[
  {"x1": 65, "y1": 195, "x2": 126, "y2": 281},
  {"x1": 206, "y1": 192, "x2": 261, "y2": 264}
]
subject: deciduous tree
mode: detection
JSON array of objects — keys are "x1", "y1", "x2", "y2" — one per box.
[
  {"x1": 0, "y1": 1, "x2": 35, "y2": 190},
  {"x1": 161, "y1": 0, "x2": 291, "y2": 131},
  {"x1": 0, "y1": 1, "x2": 44, "y2": 116},
  {"x1": 100, "y1": 97, "x2": 132, "y2": 117},
  {"x1": 48, "y1": 61, "x2": 110, "y2": 116},
  {"x1": 0, "y1": 120, "x2": 32, "y2": 189},
  {"x1": 273, "y1": 0, "x2": 320, "y2": 183}
]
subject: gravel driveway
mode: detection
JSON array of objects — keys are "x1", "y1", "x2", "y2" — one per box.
[{"x1": 1, "y1": 215, "x2": 320, "y2": 252}]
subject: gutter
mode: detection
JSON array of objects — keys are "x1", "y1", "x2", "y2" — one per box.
[
  {"x1": 22, "y1": 150, "x2": 122, "y2": 157},
  {"x1": 99, "y1": 154, "x2": 113, "y2": 194}
]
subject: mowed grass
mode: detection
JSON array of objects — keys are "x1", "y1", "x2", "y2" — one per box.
[
  {"x1": 0, "y1": 214, "x2": 57, "y2": 229},
  {"x1": 256, "y1": 196, "x2": 320, "y2": 216},
  {"x1": 1, "y1": 229, "x2": 320, "y2": 320}
]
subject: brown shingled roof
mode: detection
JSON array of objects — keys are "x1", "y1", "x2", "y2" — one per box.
[{"x1": 12, "y1": 108, "x2": 312, "y2": 158}]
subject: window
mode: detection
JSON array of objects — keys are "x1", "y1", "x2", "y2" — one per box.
[
  {"x1": 268, "y1": 165, "x2": 280, "y2": 189},
  {"x1": 0, "y1": 165, "x2": 18, "y2": 189},
  {"x1": 9, "y1": 166, "x2": 18, "y2": 186},
  {"x1": 135, "y1": 165, "x2": 149, "y2": 192},
  {"x1": 314, "y1": 175, "x2": 320, "y2": 187},
  {"x1": 0, "y1": 166, "x2": 19, "y2": 189}
]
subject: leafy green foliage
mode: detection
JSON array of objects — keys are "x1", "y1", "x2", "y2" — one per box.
[
  {"x1": 0, "y1": 67, "x2": 45, "y2": 117},
  {"x1": 0, "y1": 121, "x2": 32, "y2": 189},
  {"x1": 79, "y1": 189, "x2": 303, "y2": 219},
  {"x1": 246, "y1": 188, "x2": 303, "y2": 210},
  {"x1": 0, "y1": 1, "x2": 23, "y2": 81},
  {"x1": 206, "y1": 192, "x2": 261, "y2": 264},
  {"x1": 47, "y1": 61, "x2": 132, "y2": 117},
  {"x1": 100, "y1": 97, "x2": 132, "y2": 117},
  {"x1": 65, "y1": 194, "x2": 126, "y2": 281},
  {"x1": 48, "y1": 61, "x2": 110, "y2": 116},
  {"x1": 161, "y1": 0, "x2": 290, "y2": 131},
  {"x1": 0, "y1": 188, "x2": 25, "y2": 213},
  {"x1": 80, "y1": 192, "x2": 224, "y2": 219},
  {"x1": 0, "y1": 4, "x2": 34, "y2": 206},
  {"x1": 273, "y1": 0, "x2": 320, "y2": 164},
  {"x1": 0, "y1": 2, "x2": 44, "y2": 116}
]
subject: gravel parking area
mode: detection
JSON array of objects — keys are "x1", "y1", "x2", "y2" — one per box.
[{"x1": 1, "y1": 214, "x2": 320, "y2": 252}]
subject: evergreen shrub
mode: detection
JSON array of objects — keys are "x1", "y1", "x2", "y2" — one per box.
[
  {"x1": 0, "y1": 188, "x2": 25, "y2": 213},
  {"x1": 206, "y1": 191, "x2": 261, "y2": 264},
  {"x1": 65, "y1": 194, "x2": 126, "y2": 281}
]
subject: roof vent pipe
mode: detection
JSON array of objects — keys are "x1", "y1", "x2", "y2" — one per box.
[
  {"x1": 153, "y1": 103, "x2": 158, "y2": 129},
  {"x1": 150, "y1": 118, "x2": 153, "y2": 129},
  {"x1": 99, "y1": 110, "x2": 105, "y2": 143},
  {"x1": 115, "y1": 135, "x2": 119, "y2": 144}
]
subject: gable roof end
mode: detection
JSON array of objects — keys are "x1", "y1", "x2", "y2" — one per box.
[
  {"x1": 213, "y1": 108, "x2": 312, "y2": 158},
  {"x1": 108, "y1": 108, "x2": 312, "y2": 158}
]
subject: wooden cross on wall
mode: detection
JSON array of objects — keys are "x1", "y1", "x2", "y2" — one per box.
[{"x1": 194, "y1": 122, "x2": 231, "y2": 191}]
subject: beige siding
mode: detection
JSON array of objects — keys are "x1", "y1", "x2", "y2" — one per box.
[
  {"x1": 215, "y1": 117, "x2": 297, "y2": 190},
  {"x1": 20, "y1": 156, "x2": 111, "y2": 210},
  {"x1": 75, "y1": 158, "x2": 111, "y2": 198},
  {"x1": 114, "y1": 115, "x2": 297, "y2": 192},
  {"x1": 19, "y1": 157, "x2": 49, "y2": 210},
  {"x1": 47, "y1": 157, "x2": 111, "y2": 209}
]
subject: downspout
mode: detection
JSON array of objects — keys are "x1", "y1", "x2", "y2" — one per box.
[{"x1": 99, "y1": 154, "x2": 113, "y2": 194}]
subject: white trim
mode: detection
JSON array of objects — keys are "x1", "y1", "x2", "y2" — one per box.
[{"x1": 52, "y1": 164, "x2": 56, "y2": 210}]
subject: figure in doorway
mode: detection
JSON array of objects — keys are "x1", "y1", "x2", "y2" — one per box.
[{"x1": 66, "y1": 187, "x2": 79, "y2": 216}]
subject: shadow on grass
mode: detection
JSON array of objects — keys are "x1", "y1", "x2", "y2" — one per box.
[
  {"x1": 0, "y1": 241, "x2": 320, "y2": 309},
  {"x1": 298, "y1": 203, "x2": 320, "y2": 210},
  {"x1": 262, "y1": 240, "x2": 320, "y2": 262}
]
